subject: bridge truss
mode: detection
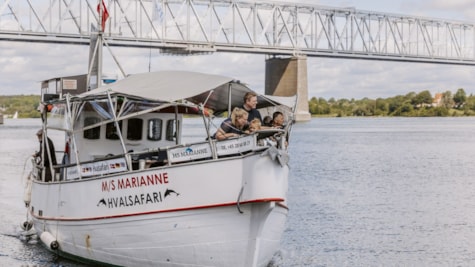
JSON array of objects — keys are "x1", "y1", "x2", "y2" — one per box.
[{"x1": 1, "y1": 0, "x2": 475, "y2": 65}]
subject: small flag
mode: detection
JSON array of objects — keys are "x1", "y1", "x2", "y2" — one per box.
[
  {"x1": 97, "y1": 0, "x2": 109, "y2": 31},
  {"x1": 152, "y1": 0, "x2": 164, "y2": 22}
]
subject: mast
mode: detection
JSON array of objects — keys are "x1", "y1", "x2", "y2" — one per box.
[{"x1": 87, "y1": 0, "x2": 107, "y2": 90}]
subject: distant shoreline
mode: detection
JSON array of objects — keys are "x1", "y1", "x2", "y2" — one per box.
[{"x1": 2, "y1": 89, "x2": 474, "y2": 118}]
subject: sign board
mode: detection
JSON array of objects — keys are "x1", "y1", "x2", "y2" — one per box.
[
  {"x1": 216, "y1": 135, "x2": 255, "y2": 156},
  {"x1": 65, "y1": 157, "x2": 128, "y2": 180},
  {"x1": 168, "y1": 143, "x2": 212, "y2": 163},
  {"x1": 62, "y1": 79, "x2": 77, "y2": 90}
]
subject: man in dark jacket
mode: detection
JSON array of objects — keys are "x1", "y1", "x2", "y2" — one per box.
[
  {"x1": 35, "y1": 129, "x2": 57, "y2": 182},
  {"x1": 241, "y1": 92, "x2": 262, "y2": 123}
]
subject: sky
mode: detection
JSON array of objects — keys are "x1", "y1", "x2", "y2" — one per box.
[{"x1": 1, "y1": 0, "x2": 475, "y2": 100}]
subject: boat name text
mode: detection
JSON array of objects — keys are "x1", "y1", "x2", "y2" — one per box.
[
  {"x1": 98, "y1": 192, "x2": 163, "y2": 208},
  {"x1": 172, "y1": 147, "x2": 209, "y2": 158},
  {"x1": 101, "y1": 172, "x2": 169, "y2": 192}
]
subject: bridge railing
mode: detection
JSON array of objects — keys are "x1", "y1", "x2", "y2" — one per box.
[{"x1": 1, "y1": 0, "x2": 474, "y2": 63}]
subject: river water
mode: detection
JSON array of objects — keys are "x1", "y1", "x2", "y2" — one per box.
[{"x1": 2, "y1": 117, "x2": 475, "y2": 266}]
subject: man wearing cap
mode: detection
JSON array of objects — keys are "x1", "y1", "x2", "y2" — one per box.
[{"x1": 35, "y1": 129, "x2": 57, "y2": 182}]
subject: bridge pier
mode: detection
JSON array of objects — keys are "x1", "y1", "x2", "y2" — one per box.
[{"x1": 265, "y1": 55, "x2": 311, "y2": 121}]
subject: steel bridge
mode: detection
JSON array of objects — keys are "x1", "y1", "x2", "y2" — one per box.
[
  {"x1": 1, "y1": 0, "x2": 475, "y2": 119},
  {"x1": 1, "y1": 0, "x2": 474, "y2": 64}
]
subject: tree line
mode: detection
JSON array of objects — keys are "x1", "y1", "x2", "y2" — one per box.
[
  {"x1": 309, "y1": 88, "x2": 473, "y2": 117},
  {"x1": 0, "y1": 89, "x2": 474, "y2": 118},
  {"x1": 0, "y1": 95, "x2": 41, "y2": 118}
]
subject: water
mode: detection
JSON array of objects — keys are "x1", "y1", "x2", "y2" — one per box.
[
  {"x1": 2, "y1": 117, "x2": 475, "y2": 266},
  {"x1": 282, "y1": 117, "x2": 475, "y2": 266}
]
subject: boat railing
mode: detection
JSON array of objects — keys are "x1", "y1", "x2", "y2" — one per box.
[
  {"x1": 41, "y1": 129, "x2": 287, "y2": 182},
  {"x1": 59, "y1": 154, "x2": 128, "y2": 181}
]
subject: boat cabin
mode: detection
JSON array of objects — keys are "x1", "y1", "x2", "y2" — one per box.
[
  {"x1": 75, "y1": 111, "x2": 180, "y2": 161},
  {"x1": 37, "y1": 71, "x2": 294, "y2": 182}
]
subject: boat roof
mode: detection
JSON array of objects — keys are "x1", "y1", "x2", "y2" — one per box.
[{"x1": 74, "y1": 71, "x2": 295, "y2": 113}]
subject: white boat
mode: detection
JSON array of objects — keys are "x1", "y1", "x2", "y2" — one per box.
[
  {"x1": 13, "y1": 111, "x2": 18, "y2": 119},
  {"x1": 24, "y1": 71, "x2": 296, "y2": 267}
]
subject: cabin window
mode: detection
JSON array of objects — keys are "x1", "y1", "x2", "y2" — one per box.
[
  {"x1": 106, "y1": 121, "x2": 122, "y2": 140},
  {"x1": 127, "y1": 118, "x2": 143, "y2": 140},
  {"x1": 83, "y1": 117, "x2": 101, "y2": 139},
  {"x1": 147, "y1": 119, "x2": 162, "y2": 141},
  {"x1": 166, "y1": 119, "x2": 177, "y2": 141}
]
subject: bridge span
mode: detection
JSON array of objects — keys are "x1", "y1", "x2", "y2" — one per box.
[{"x1": 1, "y1": 0, "x2": 475, "y2": 120}]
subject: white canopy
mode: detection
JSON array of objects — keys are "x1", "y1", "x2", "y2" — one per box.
[{"x1": 75, "y1": 71, "x2": 296, "y2": 113}]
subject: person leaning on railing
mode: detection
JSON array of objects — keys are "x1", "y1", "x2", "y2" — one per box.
[
  {"x1": 214, "y1": 107, "x2": 249, "y2": 140},
  {"x1": 262, "y1": 116, "x2": 273, "y2": 127},
  {"x1": 272, "y1": 111, "x2": 285, "y2": 129},
  {"x1": 272, "y1": 111, "x2": 289, "y2": 147},
  {"x1": 247, "y1": 118, "x2": 262, "y2": 133}
]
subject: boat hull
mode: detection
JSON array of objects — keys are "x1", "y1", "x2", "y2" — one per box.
[
  {"x1": 29, "y1": 152, "x2": 289, "y2": 266},
  {"x1": 35, "y1": 202, "x2": 287, "y2": 267}
]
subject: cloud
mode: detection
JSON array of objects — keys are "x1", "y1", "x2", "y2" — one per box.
[
  {"x1": 404, "y1": 0, "x2": 475, "y2": 21},
  {"x1": 305, "y1": 55, "x2": 475, "y2": 100},
  {"x1": 0, "y1": 42, "x2": 91, "y2": 95},
  {"x1": 1, "y1": 0, "x2": 474, "y2": 102}
]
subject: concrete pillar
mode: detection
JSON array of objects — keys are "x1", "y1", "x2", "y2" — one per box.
[{"x1": 265, "y1": 55, "x2": 311, "y2": 121}]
